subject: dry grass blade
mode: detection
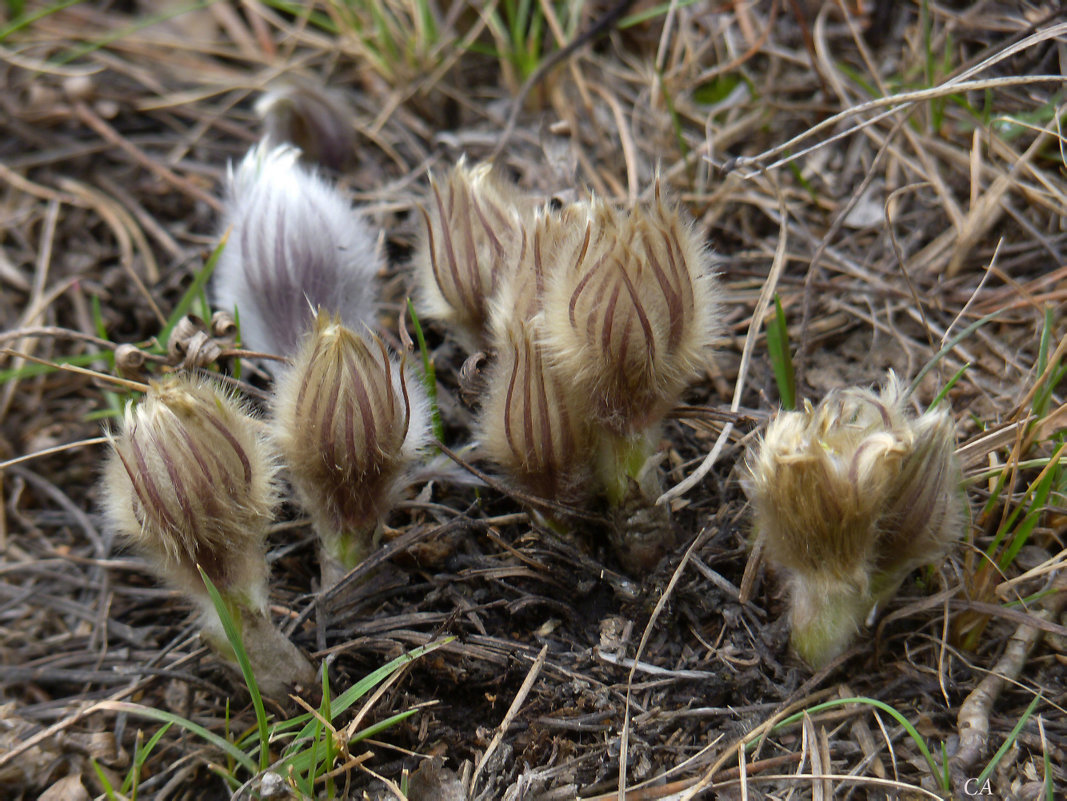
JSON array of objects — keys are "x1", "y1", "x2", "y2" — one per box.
[{"x1": 1, "y1": 2, "x2": 1064, "y2": 798}]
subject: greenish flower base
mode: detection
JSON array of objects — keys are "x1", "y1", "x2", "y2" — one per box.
[
  {"x1": 789, "y1": 575, "x2": 872, "y2": 669},
  {"x1": 598, "y1": 431, "x2": 675, "y2": 573},
  {"x1": 319, "y1": 525, "x2": 379, "y2": 588}
]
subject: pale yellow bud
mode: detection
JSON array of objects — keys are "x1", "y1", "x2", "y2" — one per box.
[
  {"x1": 272, "y1": 311, "x2": 431, "y2": 572},
  {"x1": 413, "y1": 158, "x2": 531, "y2": 347},
  {"x1": 745, "y1": 372, "x2": 964, "y2": 667},
  {"x1": 540, "y1": 187, "x2": 720, "y2": 435}
]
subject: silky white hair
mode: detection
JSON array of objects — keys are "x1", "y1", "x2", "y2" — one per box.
[{"x1": 213, "y1": 142, "x2": 381, "y2": 362}]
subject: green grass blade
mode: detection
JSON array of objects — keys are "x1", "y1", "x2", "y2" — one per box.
[
  {"x1": 998, "y1": 451, "x2": 1061, "y2": 570},
  {"x1": 281, "y1": 638, "x2": 452, "y2": 771},
  {"x1": 97, "y1": 701, "x2": 258, "y2": 774},
  {"x1": 976, "y1": 694, "x2": 1042, "y2": 786},
  {"x1": 769, "y1": 696, "x2": 947, "y2": 790},
  {"x1": 321, "y1": 663, "x2": 335, "y2": 797},
  {"x1": 122, "y1": 725, "x2": 171, "y2": 797},
  {"x1": 0, "y1": 0, "x2": 81, "y2": 42},
  {"x1": 198, "y1": 567, "x2": 271, "y2": 771},
  {"x1": 907, "y1": 309, "x2": 1005, "y2": 399},
  {"x1": 766, "y1": 294, "x2": 796, "y2": 410},
  {"x1": 156, "y1": 235, "x2": 227, "y2": 352},
  {"x1": 926, "y1": 362, "x2": 968, "y2": 411},
  {"x1": 619, "y1": 0, "x2": 700, "y2": 29},
  {"x1": 348, "y1": 708, "x2": 418, "y2": 744},
  {"x1": 51, "y1": 0, "x2": 212, "y2": 65},
  {"x1": 91, "y1": 293, "x2": 124, "y2": 415},
  {"x1": 0, "y1": 350, "x2": 116, "y2": 385},
  {"x1": 1044, "y1": 742, "x2": 1054, "y2": 801},
  {"x1": 91, "y1": 758, "x2": 119, "y2": 801}
]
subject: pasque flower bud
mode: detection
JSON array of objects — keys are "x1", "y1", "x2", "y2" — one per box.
[
  {"x1": 540, "y1": 187, "x2": 720, "y2": 436},
  {"x1": 480, "y1": 313, "x2": 593, "y2": 508},
  {"x1": 213, "y1": 143, "x2": 381, "y2": 361},
  {"x1": 103, "y1": 374, "x2": 314, "y2": 699},
  {"x1": 413, "y1": 158, "x2": 531, "y2": 348},
  {"x1": 745, "y1": 373, "x2": 964, "y2": 668},
  {"x1": 272, "y1": 311, "x2": 431, "y2": 583}
]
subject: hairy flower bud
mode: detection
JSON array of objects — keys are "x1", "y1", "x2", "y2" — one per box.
[
  {"x1": 540, "y1": 186, "x2": 720, "y2": 435},
  {"x1": 487, "y1": 208, "x2": 555, "y2": 338},
  {"x1": 256, "y1": 80, "x2": 356, "y2": 172},
  {"x1": 745, "y1": 373, "x2": 964, "y2": 667},
  {"x1": 272, "y1": 311, "x2": 431, "y2": 576},
  {"x1": 102, "y1": 375, "x2": 314, "y2": 698},
  {"x1": 104, "y1": 375, "x2": 277, "y2": 603},
  {"x1": 213, "y1": 143, "x2": 381, "y2": 361},
  {"x1": 413, "y1": 158, "x2": 531, "y2": 347},
  {"x1": 480, "y1": 315, "x2": 592, "y2": 506}
]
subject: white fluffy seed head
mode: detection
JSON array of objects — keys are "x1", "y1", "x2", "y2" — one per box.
[
  {"x1": 213, "y1": 142, "x2": 381, "y2": 361},
  {"x1": 103, "y1": 374, "x2": 278, "y2": 610},
  {"x1": 271, "y1": 311, "x2": 432, "y2": 542},
  {"x1": 539, "y1": 186, "x2": 721, "y2": 435}
]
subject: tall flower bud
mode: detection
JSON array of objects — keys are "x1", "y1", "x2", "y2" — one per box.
[
  {"x1": 103, "y1": 374, "x2": 314, "y2": 699},
  {"x1": 540, "y1": 187, "x2": 720, "y2": 436},
  {"x1": 272, "y1": 311, "x2": 431, "y2": 583},
  {"x1": 413, "y1": 158, "x2": 531, "y2": 348},
  {"x1": 480, "y1": 313, "x2": 593, "y2": 508},
  {"x1": 213, "y1": 143, "x2": 381, "y2": 362},
  {"x1": 745, "y1": 373, "x2": 964, "y2": 668}
]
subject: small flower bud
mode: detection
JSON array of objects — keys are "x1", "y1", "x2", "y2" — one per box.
[
  {"x1": 104, "y1": 374, "x2": 277, "y2": 604},
  {"x1": 272, "y1": 311, "x2": 431, "y2": 577},
  {"x1": 480, "y1": 315, "x2": 593, "y2": 506},
  {"x1": 102, "y1": 375, "x2": 314, "y2": 698},
  {"x1": 413, "y1": 158, "x2": 532, "y2": 348},
  {"x1": 213, "y1": 143, "x2": 381, "y2": 361},
  {"x1": 745, "y1": 373, "x2": 964, "y2": 667},
  {"x1": 256, "y1": 80, "x2": 357, "y2": 173},
  {"x1": 540, "y1": 186, "x2": 720, "y2": 436}
]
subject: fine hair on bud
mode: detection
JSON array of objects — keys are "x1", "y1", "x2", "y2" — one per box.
[
  {"x1": 272, "y1": 311, "x2": 432, "y2": 569},
  {"x1": 540, "y1": 185, "x2": 721, "y2": 435},
  {"x1": 103, "y1": 374, "x2": 316, "y2": 699},
  {"x1": 103, "y1": 374, "x2": 278, "y2": 608},
  {"x1": 480, "y1": 313, "x2": 593, "y2": 506},
  {"x1": 212, "y1": 142, "x2": 381, "y2": 362},
  {"x1": 745, "y1": 371, "x2": 964, "y2": 668},
  {"x1": 871, "y1": 383, "x2": 965, "y2": 595},
  {"x1": 488, "y1": 207, "x2": 559, "y2": 339},
  {"x1": 413, "y1": 157, "x2": 533, "y2": 348},
  {"x1": 256, "y1": 79, "x2": 357, "y2": 172}
]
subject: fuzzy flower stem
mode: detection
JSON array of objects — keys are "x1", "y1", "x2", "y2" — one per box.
[{"x1": 788, "y1": 575, "x2": 870, "y2": 669}]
